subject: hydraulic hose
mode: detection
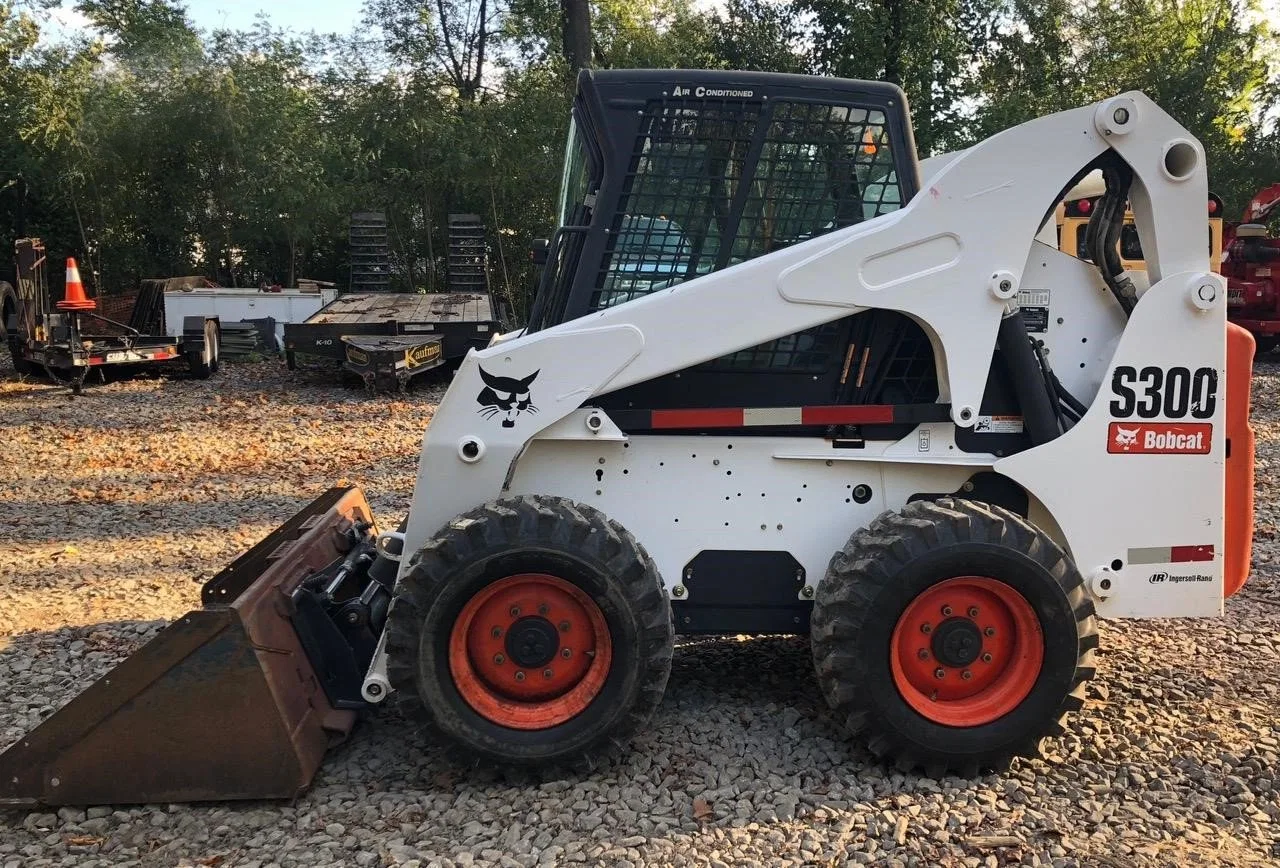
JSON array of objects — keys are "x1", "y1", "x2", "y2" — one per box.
[
  {"x1": 1084, "y1": 158, "x2": 1138, "y2": 316},
  {"x1": 997, "y1": 311, "x2": 1061, "y2": 446}
]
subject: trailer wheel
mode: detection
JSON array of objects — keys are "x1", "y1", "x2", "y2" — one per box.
[
  {"x1": 811, "y1": 497, "x2": 1097, "y2": 776},
  {"x1": 186, "y1": 320, "x2": 217, "y2": 379},
  {"x1": 1254, "y1": 336, "x2": 1277, "y2": 356},
  {"x1": 386, "y1": 496, "x2": 673, "y2": 768}
]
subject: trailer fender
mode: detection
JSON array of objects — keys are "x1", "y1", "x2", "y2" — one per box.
[{"x1": 182, "y1": 314, "x2": 220, "y2": 351}]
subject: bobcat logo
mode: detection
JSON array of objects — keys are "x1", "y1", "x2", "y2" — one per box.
[
  {"x1": 476, "y1": 367, "x2": 539, "y2": 428},
  {"x1": 1113, "y1": 425, "x2": 1140, "y2": 449}
]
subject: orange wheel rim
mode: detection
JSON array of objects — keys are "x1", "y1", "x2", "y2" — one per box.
[
  {"x1": 448, "y1": 574, "x2": 612, "y2": 730},
  {"x1": 889, "y1": 576, "x2": 1043, "y2": 726}
]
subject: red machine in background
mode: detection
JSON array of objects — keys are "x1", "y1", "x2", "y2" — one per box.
[{"x1": 1225, "y1": 184, "x2": 1280, "y2": 354}]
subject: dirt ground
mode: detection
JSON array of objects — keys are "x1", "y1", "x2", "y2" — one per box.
[{"x1": 0, "y1": 354, "x2": 1277, "y2": 868}]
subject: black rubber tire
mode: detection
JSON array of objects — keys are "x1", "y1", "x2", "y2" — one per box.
[
  {"x1": 386, "y1": 495, "x2": 673, "y2": 768},
  {"x1": 811, "y1": 497, "x2": 1098, "y2": 776},
  {"x1": 1254, "y1": 336, "x2": 1277, "y2": 356},
  {"x1": 7, "y1": 345, "x2": 34, "y2": 377}
]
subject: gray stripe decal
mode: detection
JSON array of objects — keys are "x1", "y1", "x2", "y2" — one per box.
[{"x1": 1127, "y1": 546, "x2": 1173, "y2": 565}]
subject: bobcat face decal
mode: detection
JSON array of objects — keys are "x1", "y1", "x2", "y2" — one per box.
[
  {"x1": 1113, "y1": 425, "x2": 1140, "y2": 448},
  {"x1": 476, "y1": 367, "x2": 539, "y2": 427}
]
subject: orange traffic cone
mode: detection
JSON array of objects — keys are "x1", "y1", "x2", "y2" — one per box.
[{"x1": 57, "y1": 257, "x2": 96, "y2": 311}]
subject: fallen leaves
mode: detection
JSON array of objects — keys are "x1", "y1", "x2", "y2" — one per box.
[
  {"x1": 0, "y1": 359, "x2": 443, "y2": 636},
  {"x1": 64, "y1": 835, "x2": 103, "y2": 846},
  {"x1": 692, "y1": 797, "x2": 713, "y2": 823},
  {"x1": 966, "y1": 835, "x2": 1024, "y2": 849}
]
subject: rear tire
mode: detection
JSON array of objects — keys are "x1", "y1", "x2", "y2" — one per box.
[
  {"x1": 386, "y1": 495, "x2": 673, "y2": 768},
  {"x1": 1253, "y1": 336, "x2": 1277, "y2": 356},
  {"x1": 811, "y1": 497, "x2": 1097, "y2": 776}
]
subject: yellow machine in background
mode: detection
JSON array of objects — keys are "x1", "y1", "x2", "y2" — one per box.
[{"x1": 1056, "y1": 170, "x2": 1224, "y2": 272}]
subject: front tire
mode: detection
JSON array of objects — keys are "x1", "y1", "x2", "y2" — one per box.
[
  {"x1": 386, "y1": 496, "x2": 673, "y2": 768},
  {"x1": 811, "y1": 498, "x2": 1098, "y2": 776}
]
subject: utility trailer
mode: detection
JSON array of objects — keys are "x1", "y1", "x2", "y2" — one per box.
[
  {"x1": 1, "y1": 240, "x2": 220, "y2": 391},
  {"x1": 283, "y1": 215, "x2": 511, "y2": 391},
  {"x1": 0, "y1": 70, "x2": 1257, "y2": 806},
  {"x1": 282, "y1": 291, "x2": 498, "y2": 386}
]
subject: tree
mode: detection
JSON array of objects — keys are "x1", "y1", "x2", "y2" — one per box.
[
  {"x1": 798, "y1": 0, "x2": 1001, "y2": 153},
  {"x1": 559, "y1": 0, "x2": 590, "y2": 73}
]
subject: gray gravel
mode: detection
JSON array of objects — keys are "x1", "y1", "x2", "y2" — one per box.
[{"x1": 1, "y1": 354, "x2": 1279, "y2": 868}]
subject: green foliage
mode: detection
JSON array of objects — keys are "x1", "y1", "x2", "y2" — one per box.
[{"x1": 1, "y1": 0, "x2": 1278, "y2": 313}]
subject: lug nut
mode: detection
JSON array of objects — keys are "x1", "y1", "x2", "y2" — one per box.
[
  {"x1": 934, "y1": 668, "x2": 946, "y2": 679},
  {"x1": 967, "y1": 606, "x2": 979, "y2": 618},
  {"x1": 920, "y1": 623, "x2": 933, "y2": 635},
  {"x1": 917, "y1": 649, "x2": 929, "y2": 660},
  {"x1": 941, "y1": 605, "x2": 953, "y2": 617},
  {"x1": 984, "y1": 626, "x2": 996, "y2": 637},
  {"x1": 543, "y1": 668, "x2": 554, "y2": 679},
  {"x1": 538, "y1": 604, "x2": 549, "y2": 616},
  {"x1": 559, "y1": 620, "x2": 571, "y2": 632},
  {"x1": 491, "y1": 626, "x2": 503, "y2": 639},
  {"x1": 493, "y1": 653, "x2": 505, "y2": 665},
  {"x1": 514, "y1": 670, "x2": 525, "y2": 681},
  {"x1": 981, "y1": 652, "x2": 993, "y2": 663},
  {"x1": 509, "y1": 606, "x2": 521, "y2": 618},
  {"x1": 961, "y1": 670, "x2": 973, "y2": 681},
  {"x1": 561, "y1": 648, "x2": 572, "y2": 659}
]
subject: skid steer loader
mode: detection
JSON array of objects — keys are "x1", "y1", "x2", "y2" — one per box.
[{"x1": 0, "y1": 69, "x2": 1255, "y2": 806}]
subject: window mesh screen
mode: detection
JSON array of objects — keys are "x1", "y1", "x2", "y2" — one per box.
[
  {"x1": 591, "y1": 99, "x2": 760, "y2": 311},
  {"x1": 590, "y1": 95, "x2": 904, "y2": 373}
]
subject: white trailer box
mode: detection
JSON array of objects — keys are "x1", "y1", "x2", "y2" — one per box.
[{"x1": 164, "y1": 286, "x2": 338, "y2": 350}]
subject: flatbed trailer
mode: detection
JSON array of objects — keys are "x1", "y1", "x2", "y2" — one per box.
[
  {"x1": 1, "y1": 240, "x2": 220, "y2": 391},
  {"x1": 282, "y1": 291, "x2": 499, "y2": 379}
]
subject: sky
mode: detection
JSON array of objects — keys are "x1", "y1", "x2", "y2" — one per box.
[{"x1": 49, "y1": 0, "x2": 367, "y2": 40}]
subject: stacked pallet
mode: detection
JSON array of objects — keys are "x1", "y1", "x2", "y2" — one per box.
[{"x1": 218, "y1": 319, "x2": 277, "y2": 357}]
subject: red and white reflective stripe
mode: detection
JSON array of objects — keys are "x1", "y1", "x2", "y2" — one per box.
[
  {"x1": 649, "y1": 405, "x2": 898, "y2": 429},
  {"x1": 1170, "y1": 545, "x2": 1214, "y2": 563}
]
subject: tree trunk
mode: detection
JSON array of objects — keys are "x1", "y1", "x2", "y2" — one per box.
[
  {"x1": 561, "y1": 0, "x2": 592, "y2": 73},
  {"x1": 882, "y1": 0, "x2": 903, "y2": 85}
]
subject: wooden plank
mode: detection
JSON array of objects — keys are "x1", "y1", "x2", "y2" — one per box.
[{"x1": 307, "y1": 292, "x2": 495, "y2": 327}]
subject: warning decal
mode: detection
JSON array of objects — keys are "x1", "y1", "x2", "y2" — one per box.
[{"x1": 974, "y1": 415, "x2": 1025, "y2": 434}]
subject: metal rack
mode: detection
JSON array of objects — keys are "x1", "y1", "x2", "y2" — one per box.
[
  {"x1": 349, "y1": 211, "x2": 391, "y2": 293},
  {"x1": 446, "y1": 214, "x2": 489, "y2": 294}
]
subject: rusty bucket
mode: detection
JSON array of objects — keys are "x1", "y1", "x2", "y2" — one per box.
[{"x1": 0, "y1": 487, "x2": 377, "y2": 807}]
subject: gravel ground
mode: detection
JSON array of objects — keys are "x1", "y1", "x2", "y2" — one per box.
[{"x1": 0, "y1": 353, "x2": 1278, "y2": 868}]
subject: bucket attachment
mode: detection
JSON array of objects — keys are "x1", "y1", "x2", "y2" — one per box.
[{"x1": 0, "y1": 486, "x2": 391, "y2": 807}]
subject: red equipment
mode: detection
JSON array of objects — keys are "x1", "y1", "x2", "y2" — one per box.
[{"x1": 1224, "y1": 185, "x2": 1280, "y2": 354}]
